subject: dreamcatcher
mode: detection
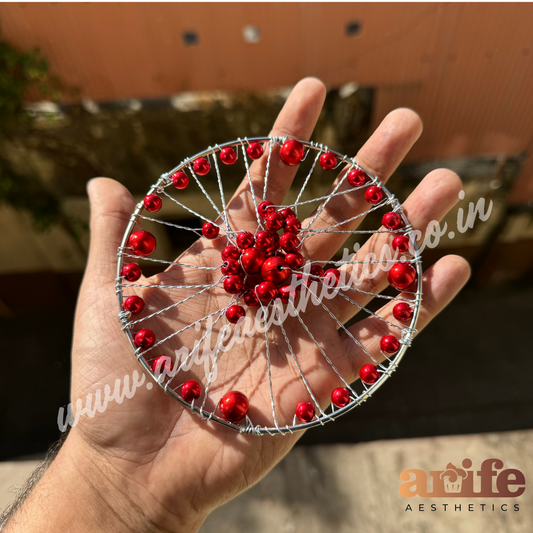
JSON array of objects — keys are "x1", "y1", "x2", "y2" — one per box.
[{"x1": 116, "y1": 136, "x2": 422, "y2": 435}]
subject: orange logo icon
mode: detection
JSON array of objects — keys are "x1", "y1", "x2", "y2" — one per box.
[{"x1": 399, "y1": 459, "x2": 525, "y2": 498}]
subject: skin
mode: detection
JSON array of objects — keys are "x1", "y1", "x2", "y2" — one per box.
[{"x1": 6, "y1": 77, "x2": 470, "y2": 533}]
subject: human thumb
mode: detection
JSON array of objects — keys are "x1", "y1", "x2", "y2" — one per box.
[{"x1": 85, "y1": 178, "x2": 137, "y2": 284}]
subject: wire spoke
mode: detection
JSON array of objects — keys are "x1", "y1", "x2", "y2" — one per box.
[
  {"x1": 302, "y1": 283, "x2": 386, "y2": 367},
  {"x1": 276, "y1": 308, "x2": 329, "y2": 418},
  {"x1": 121, "y1": 253, "x2": 220, "y2": 270},
  {"x1": 169, "y1": 306, "x2": 228, "y2": 386},
  {"x1": 125, "y1": 281, "x2": 222, "y2": 329},
  {"x1": 291, "y1": 302, "x2": 359, "y2": 399}
]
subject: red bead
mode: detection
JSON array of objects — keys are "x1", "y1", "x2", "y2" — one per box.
[
  {"x1": 219, "y1": 391, "x2": 249, "y2": 422},
  {"x1": 331, "y1": 387, "x2": 350, "y2": 408},
  {"x1": 309, "y1": 264, "x2": 325, "y2": 279},
  {"x1": 258, "y1": 201, "x2": 275, "y2": 219},
  {"x1": 221, "y1": 259, "x2": 244, "y2": 276},
  {"x1": 129, "y1": 230, "x2": 157, "y2": 257},
  {"x1": 261, "y1": 256, "x2": 290, "y2": 285},
  {"x1": 284, "y1": 217, "x2": 301, "y2": 234},
  {"x1": 364, "y1": 186, "x2": 384, "y2": 204},
  {"x1": 221, "y1": 245, "x2": 240, "y2": 261},
  {"x1": 202, "y1": 222, "x2": 220, "y2": 239},
  {"x1": 380, "y1": 334, "x2": 401, "y2": 355},
  {"x1": 245, "y1": 274, "x2": 263, "y2": 289},
  {"x1": 123, "y1": 295, "x2": 145, "y2": 314},
  {"x1": 151, "y1": 355, "x2": 172, "y2": 374},
  {"x1": 193, "y1": 157, "x2": 210, "y2": 175},
  {"x1": 267, "y1": 234, "x2": 280, "y2": 252},
  {"x1": 388, "y1": 262, "x2": 417, "y2": 291},
  {"x1": 359, "y1": 364, "x2": 379, "y2": 384},
  {"x1": 293, "y1": 273, "x2": 305, "y2": 290},
  {"x1": 134, "y1": 329, "x2": 156, "y2": 349},
  {"x1": 121, "y1": 263, "x2": 142, "y2": 282},
  {"x1": 255, "y1": 230, "x2": 278, "y2": 250},
  {"x1": 220, "y1": 147, "x2": 237, "y2": 165},
  {"x1": 280, "y1": 139, "x2": 305, "y2": 166},
  {"x1": 265, "y1": 212, "x2": 285, "y2": 231},
  {"x1": 246, "y1": 141, "x2": 264, "y2": 160},
  {"x1": 279, "y1": 284, "x2": 297, "y2": 303},
  {"x1": 392, "y1": 235, "x2": 411, "y2": 254},
  {"x1": 285, "y1": 252, "x2": 304, "y2": 269},
  {"x1": 171, "y1": 171, "x2": 189, "y2": 190},
  {"x1": 295, "y1": 401, "x2": 315, "y2": 422},
  {"x1": 237, "y1": 231, "x2": 255, "y2": 249},
  {"x1": 347, "y1": 168, "x2": 368, "y2": 187},
  {"x1": 382, "y1": 211, "x2": 405, "y2": 230},
  {"x1": 303, "y1": 275, "x2": 316, "y2": 288},
  {"x1": 226, "y1": 304, "x2": 246, "y2": 324},
  {"x1": 181, "y1": 380, "x2": 202, "y2": 402},
  {"x1": 223, "y1": 275, "x2": 244, "y2": 295},
  {"x1": 324, "y1": 268, "x2": 341, "y2": 287},
  {"x1": 279, "y1": 207, "x2": 296, "y2": 219},
  {"x1": 241, "y1": 247, "x2": 266, "y2": 274},
  {"x1": 393, "y1": 302, "x2": 414, "y2": 322},
  {"x1": 256, "y1": 281, "x2": 278, "y2": 302},
  {"x1": 319, "y1": 151, "x2": 337, "y2": 170},
  {"x1": 243, "y1": 290, "x2": 259, "y2": 307},
  {"x1": 279, "y1": 232, "x2": 300, "y2": 252},
  {"x1": 143, "y1": 194, "x2": 162, "y2": 213}
]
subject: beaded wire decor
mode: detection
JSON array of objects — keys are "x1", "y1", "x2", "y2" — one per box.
[{"x1": 116, "y1": 137, "x2": 422, "y2": 436}]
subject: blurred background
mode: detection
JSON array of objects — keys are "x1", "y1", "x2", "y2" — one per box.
[{"x1": 1, "y1": 3, "x2": 532, "y2": 531}]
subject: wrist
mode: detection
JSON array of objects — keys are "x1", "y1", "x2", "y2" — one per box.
[{"x1": 6, "y1": 429, "x2": 206, "y2": 533}]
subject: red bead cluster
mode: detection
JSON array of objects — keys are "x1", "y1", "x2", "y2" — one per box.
[
  {"x1": 219, "y1": 202, "x2": 307, "y2": 317},
  {"x1": 219, "y1": 200, "x2": 344, "y2": 320}
]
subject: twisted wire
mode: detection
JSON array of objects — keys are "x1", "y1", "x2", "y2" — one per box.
[{"x1": 116, "y1": 136, "x2": 422, "y2": 435}]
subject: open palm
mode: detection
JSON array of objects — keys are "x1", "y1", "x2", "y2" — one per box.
[{"x1": 70, "y1": 78, "x2": 470, "y2": 532}]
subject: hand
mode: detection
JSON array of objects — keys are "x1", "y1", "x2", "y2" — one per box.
[{"x1": 6, "y1": 78, "x2": 470, "y2": 533}]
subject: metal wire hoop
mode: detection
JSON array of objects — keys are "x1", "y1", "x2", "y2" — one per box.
[{"x1": 116, "y1": 136, "x2": 423, "y2": 436}]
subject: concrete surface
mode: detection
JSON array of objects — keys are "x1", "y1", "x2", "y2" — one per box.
[{"x1": 2, "y1": 430, "x2": 531, "y2": 532}]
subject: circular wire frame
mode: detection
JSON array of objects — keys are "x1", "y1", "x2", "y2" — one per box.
[{"x1": 116, "y1": 136, "x2": 423, "y2": 436}]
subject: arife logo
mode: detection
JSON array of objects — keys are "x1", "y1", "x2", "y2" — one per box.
[{"x1": 399, "y1": 459, "x2": 525, "y2": 498}]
